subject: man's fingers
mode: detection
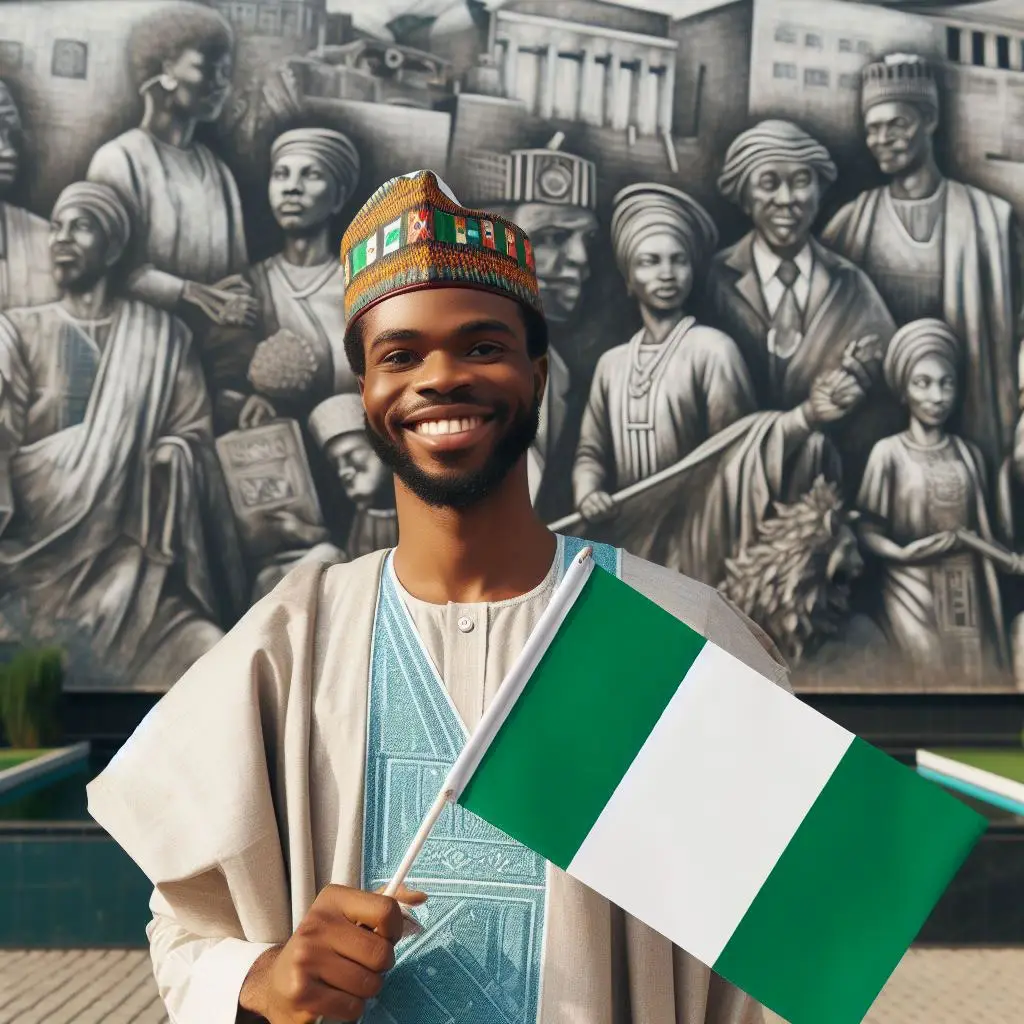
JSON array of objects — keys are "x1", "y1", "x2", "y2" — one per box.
[
  {"x1": 313, "y1": 952, "x2": 386, "y2": 1002},
  {"x1": 317, "y1": 885, "x2": 405, "y2": 950},
  {"x1": 374, "y1": 883, "x2": 428, "y2": 907},
  {"x1": 299, "y1": 978, "x2": 367, "y2": 1023}
]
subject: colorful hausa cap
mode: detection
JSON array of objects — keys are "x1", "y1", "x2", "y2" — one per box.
[{"x1": 340, "y1": 169, "x2": 542, "y2": 327}]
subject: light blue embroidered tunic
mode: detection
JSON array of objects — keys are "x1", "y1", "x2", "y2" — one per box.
[{"x1": 360, "y1": 535, "x2": 618, "y2": 1023}]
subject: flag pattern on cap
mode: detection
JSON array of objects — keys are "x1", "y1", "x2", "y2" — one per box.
[{"x1": 340, "y1": 170, "x2": 542, "y2": 326}]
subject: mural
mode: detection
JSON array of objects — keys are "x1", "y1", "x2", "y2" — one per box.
[{"x1": 0, "y1": 0, "x2": 1022, "y2": 694}]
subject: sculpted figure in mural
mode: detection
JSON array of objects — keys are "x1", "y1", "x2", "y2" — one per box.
[
  {"x1": 0, "y1": 183, "x2": 245, "y2": 691},
  {"x1": 824, "y1": 54, "x2": 1020, "y2": 476},
  {"x1": 857, "y1": 319, "x2": 1013, "y2": 689},
  {"x1": 0, "y1": 80, "x2": 57, "y2": 311},
  {"x1": 310, "y1": 393, "x2": 398, "y2": 559},
  {"x1": 489, "y1": 137, "x2": 598, "y2": 504},
  {"x1": 573, "y1": 184, "x2": 756, "y2": 522},
  {"x1": 705, "y1": 119, "x2": 901, "y2": 495},
  {"x1": 86, "y1": 2, "x2": 257, "y2": 332},
  {"x1": 214, "y1": 127, "x2": 361, "y2": 431}
]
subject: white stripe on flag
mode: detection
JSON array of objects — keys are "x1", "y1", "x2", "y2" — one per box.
[{"x1": 566, "y1": 642, "x2": 854, "y2": 967}]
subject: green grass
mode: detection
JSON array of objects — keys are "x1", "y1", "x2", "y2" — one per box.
[
  {"x1": 0, "y1": 749, "x2": 56, "y2": 772},
  {"x1": 931, "y1": 749, "x2": 1024, "y2": 786}
]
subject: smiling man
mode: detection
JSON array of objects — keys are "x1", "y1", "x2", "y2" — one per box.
[
  {"x1": 704, "y1": 119, "x2": 900, "y2": 492},
  {"x1": 88, "y1": 170, "x2": 790, "y2": 1024}
]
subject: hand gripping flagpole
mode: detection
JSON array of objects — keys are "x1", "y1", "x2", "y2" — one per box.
[{"x1": 382, "y1": 544, "x2": 596, "y2": 898}]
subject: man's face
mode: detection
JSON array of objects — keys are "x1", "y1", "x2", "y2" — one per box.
[
  {"x1": 49, "y1": 206, "x2": 112, "y2": 291},
  {"x1": 626, "y1": 231, "x2": 694, "y2": 314},
  {"x1": 510, "y1": 203, "x2": 598, "y2": 323},
  {"x1": 0, "y1": 105, "x2": 20, "y2": 193},
  {"x1": 165, "y1": 46, "x2": 232, "y2": 122},
  {"x1": 269, "y1": 154, "x2": 341, "y2": 233},
  {"x1": 864, "y1": 100, "x2": 935, "y2": 177},
  {"x1": 325, "y1": 432, "x2": 391, "y2": 506},
  {"x1": 742, "y1": 160, "x2": 821, "y2": 254},
  {"x1": 359, "y1": 287, "x2": 546, "y2": 510}
]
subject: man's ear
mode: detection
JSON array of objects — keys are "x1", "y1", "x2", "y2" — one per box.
[
  {"x1": 358, "y1": 376, "x2": 365, "y2": 396},
  {"x1": 533, "y1": 354, "x2": 549, "y2": 401}
]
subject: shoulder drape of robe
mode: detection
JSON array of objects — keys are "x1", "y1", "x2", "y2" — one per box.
[{"x1": 87, "y1": 551, "x2": 776, "y2": 1024}]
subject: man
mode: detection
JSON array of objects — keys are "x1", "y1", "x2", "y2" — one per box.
[
  {"x1": 214, "y1": 128, "x2": 362, "y2": 432},
  {"x1": 0, "y1": 80, "x2": 57, "y2": 310},
  {"x1": 476, "y1": 135, "x2": 598, "y2": 503},
  {"x1": 88, "y1": 170, "x2": 785, "y2": 1023},
  {"x1": 823, "y1": 52, "x2": 1020, "y2": 475},
  {"x1": 0, "y1": 182, "x2": 244, "y2": 691},
  {"x1": 704, "y1": 119, "x2": 900, "y2": 494}
]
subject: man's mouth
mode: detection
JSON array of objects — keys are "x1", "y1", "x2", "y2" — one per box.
[{"x1": 411, "y1": 415, "x2": 487, "y2": 437}]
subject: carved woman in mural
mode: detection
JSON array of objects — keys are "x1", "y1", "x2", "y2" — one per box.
[
  {"x1": 85, "y1": 1, "x2": 257, "y2": 331},
  {"x1": 224, "y1": 127, "x2": 361, "y2": 432},
  {"x1": 823, "y1": 53, "x2": 1020, "y2": 478},
  {"x1": 857, "y1": 318, "x2": 1013, "y2": 689},
  {"x1": 0, "y1": 183, "x2": 244, "y2": 691},
  {"x1": 573, "y1": 183, "x2": 756, "y2": 522},
  {"x1": 0, "y1": 80, "x2": 57, "y2": 311}
]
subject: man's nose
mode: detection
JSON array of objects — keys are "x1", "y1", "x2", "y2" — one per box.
[
  {"x1": 773, "y1": 181, "x2": 793, "y2": 204},
  {"x1": 416, "y1": 352, "x2": 476, "y2": 394},
  {"x1": 561, "y1": 230, "x2": 589, "y2": 268}
]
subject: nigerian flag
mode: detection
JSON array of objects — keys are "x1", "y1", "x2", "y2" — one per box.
[{"x1": 430, "y1": 548, "x2": 986, "y2": 1024}]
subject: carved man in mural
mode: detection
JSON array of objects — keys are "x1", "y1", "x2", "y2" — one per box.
[
  {"x1": 0, "y1": 182, "x2": 245, "y2": 691},
  {"x1": 823, "y1": 53, "x2": 1020, "y2": 476},
  {"x1": 86, "y1": 1, "x2": 257, "y2": 332},
  {"x1": 573, "y1": 183, "x2": 756, "y2": 521},
  {"x1": 486, "y1": 137, "x2": 599, "y2": 504},
  {"x1": 0, "y1": 80, "x2": 57, "y2": 311},
  {"x1": 211, "y1": 127, "x2": 361, "y2": 432},
  {"x1": 705, "y1": 119, "x2": 900, "y2": 495}
]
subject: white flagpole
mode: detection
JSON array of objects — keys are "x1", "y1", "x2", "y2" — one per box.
[{"x1": 382, "y1": 544, "x2": 595, "y2": 897}]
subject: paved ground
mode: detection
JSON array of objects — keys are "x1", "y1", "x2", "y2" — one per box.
[{"x1": 0, "y1": 946, "x2": 1022, "y2": 1022}]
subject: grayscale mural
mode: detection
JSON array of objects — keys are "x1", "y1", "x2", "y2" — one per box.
[{"x1": 0, "y1": 0, "x2": 1022, "y2": 694}]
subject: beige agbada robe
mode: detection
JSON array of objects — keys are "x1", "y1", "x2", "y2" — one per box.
[{"x1": 87, "y1": 541, "x2": 790, "y2": 1024}]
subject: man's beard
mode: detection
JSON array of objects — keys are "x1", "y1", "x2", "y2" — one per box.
[{"x1": 364, "y1": 396, "x2": 540, "y2": 511}]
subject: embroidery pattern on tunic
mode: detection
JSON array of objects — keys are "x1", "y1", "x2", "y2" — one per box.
[{"x1": 361, "y1": 535, "x2": 618, "y2": 1022}]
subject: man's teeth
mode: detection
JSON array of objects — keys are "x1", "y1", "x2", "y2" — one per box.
[{"x1": 413, "y1": 416, "x2": 484, "y2": 436}]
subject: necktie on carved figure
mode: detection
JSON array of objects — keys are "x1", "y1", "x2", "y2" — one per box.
[{"x1": 768, "y1": 258, "x2": 803, "y2": 393}]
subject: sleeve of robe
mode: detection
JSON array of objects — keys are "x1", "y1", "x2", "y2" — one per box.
[
  {"x1": 855, "y1": 438, "x2": 896, "y2": 526},
  {"x1": 86, "y1": 561, "x2": 334, "y2": 1024},
  {"x1": 573, "y1": 350, "x2": 616, "y2": 505},
  {"x1": 86, "y1": 142, "x2": 188, "y2": 311},
  {"x1": 695, "y1": 327, "x2": 759, "y2": 435}
]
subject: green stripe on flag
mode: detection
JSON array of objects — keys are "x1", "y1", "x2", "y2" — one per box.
[
  {"x1": 434, "y1": 210, "x2": 456, "y2": 244},
  {"x1": 713, "y1": 737, "x2": 987, "y2": 1024},
  {"x1": 494, "y1": 221, "x2": 507, "y2": 255},
  {"x1": 515, "y1": 233, "x2": 527, "y2": 267},
  {"x1": 352, "y1": 241, "x2": 367, "y2": 274},
  {"x1": 459, "y1": 567, "x2": 706, "y2": 869}
]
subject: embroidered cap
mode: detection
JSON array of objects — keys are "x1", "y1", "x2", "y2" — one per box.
[
  {"x1": 862, "y1": 53, "x2": 940, "y2": 114},
  {"x1": 340, "y1": 169, "x2": 543, "y2": 327}
]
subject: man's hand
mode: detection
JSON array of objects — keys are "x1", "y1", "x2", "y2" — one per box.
[
  {"x1": 802, "y1": 368, "x2": 866, "y2": 428},
  {"x1": 578, "y1": 490, "x2": 617, "y2": 523},
  {"x1": 268, "y1": 509, "x2": 330, "y2": 547},
  {"x1": 899, "y1": 531, "x2": 958, "y2": 564},
  {"x1": 239, "y1": 883, "x2": 426, "y2": 1023}
]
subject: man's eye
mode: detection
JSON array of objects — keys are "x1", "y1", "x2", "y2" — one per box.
[
  {"x1": 469, "y1": 342, "x2": 503, "y2": 357},
  {"x1": 381, "y1": 350, "x2": 415, "y2": 366}
]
